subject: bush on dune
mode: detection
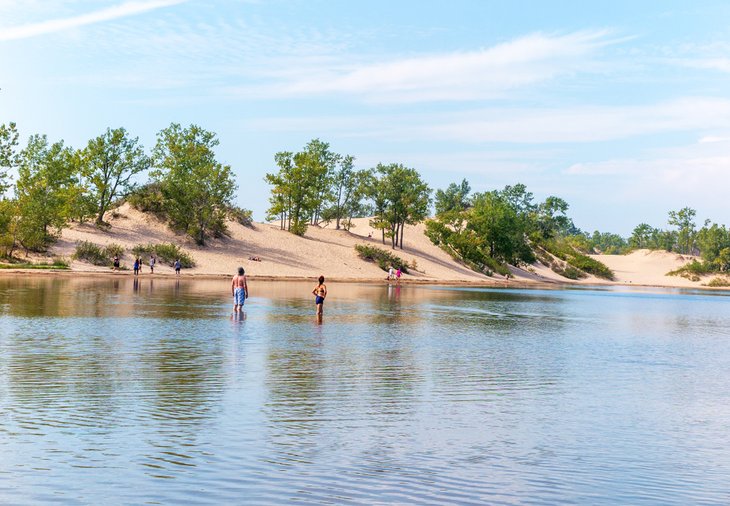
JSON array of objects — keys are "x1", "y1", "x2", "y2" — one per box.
[
  {"x1": 73, "y1": 241, "x2": 125, "y2": 266},
  {"x1": 355, "y1": 244, "x2": 409, "y2": 273}
]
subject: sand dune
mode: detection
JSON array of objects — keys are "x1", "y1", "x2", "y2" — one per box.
[
  {"x1": 33, "y1": 205, "x2": 724, "y2": 289},
  {"x1": 53, "y1": 204, "x2": 494, "y2": 282}
]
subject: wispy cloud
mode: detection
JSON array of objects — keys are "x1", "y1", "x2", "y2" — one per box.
[
  {"x1": 0, "y1": 0, "x2": 185, "y2": 42},
  {"x1": 224, "y1": 30, "x2": 623, "y2": 102},
  {"x1": 247, "y1": 97, "x2": 730, "y2": 144}
]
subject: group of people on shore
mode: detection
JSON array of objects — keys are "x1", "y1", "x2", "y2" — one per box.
[{"x1": 111, "y1": 255, "x2": 182, "y2": 275}]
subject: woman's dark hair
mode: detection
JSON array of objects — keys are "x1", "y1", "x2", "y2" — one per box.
[
  {"x1": 238, "y1": 267, "x2": 245, "y2": 275},
  {"x1": 318, "y1": 275, "x2": 325, "y2": 285}
]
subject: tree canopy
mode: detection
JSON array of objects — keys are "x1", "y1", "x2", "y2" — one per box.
[{"x1": 152, "y1": 123, "x2": 236, "y2": 246}]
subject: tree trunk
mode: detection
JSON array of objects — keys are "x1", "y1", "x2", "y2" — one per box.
[{"x1": 400, "y1": 221, "x2": 405, "y2": 250}]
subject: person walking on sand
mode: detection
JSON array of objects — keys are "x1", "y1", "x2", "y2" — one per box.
[
  {"x1": 312, "y1": 275, "x2": 327, "y2": 317},
  {"x1": 149, "y1": 255, "x2": 156, "y2": 274},
  {"x1": 387, "y1": 265, "x2": 394, "y2": 282},
  {"x1": 136, "y1": 257, "x2": 143, "y2": 274},
  {"x1": 174, "y1": 259, "x2": 181, "y2": 275},
  {"x1": 133, "y1": 257, "x2": 139, "y2": 276},
  {"x1": 396, "y1": 267, "x2": 402, "y2": 285},
  {"x1": 113, "y1": 255, "x2": 120, "y2": 271},
  {"x1": 231, "y1": 267, "x2": 248, "y2": 312}
]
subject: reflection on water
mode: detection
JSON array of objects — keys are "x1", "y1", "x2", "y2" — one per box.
[{"x1": 1, "y1": 276, "x2": 730, "y2": 504}]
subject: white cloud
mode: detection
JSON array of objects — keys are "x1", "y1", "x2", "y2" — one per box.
[
  {"x1": 224, "y1": 30, "x2": 621, "y2": 102},
  {"x1": 0, "y1": 0, "x2": 186, "y2": 42}
]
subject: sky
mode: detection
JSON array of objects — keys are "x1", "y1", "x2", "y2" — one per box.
[{"x1": 2, "y1": 0, "x2": 730, "y2": 234}]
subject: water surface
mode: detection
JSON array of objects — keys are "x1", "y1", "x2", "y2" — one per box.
[{"x1": 1, "y1": 276, "x2": 729, "y2": 504}]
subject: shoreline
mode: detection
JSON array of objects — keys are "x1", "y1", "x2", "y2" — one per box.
[{"x1": 1, "y1": 268, "x2": 728, "y2": 292}]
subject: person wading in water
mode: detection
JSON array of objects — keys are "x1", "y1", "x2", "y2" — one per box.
[
  {"x1": 312, "y1": 275, "x2": 327, "y2": 319},
  {"x1": 231, "y1": 267, "x2": 248, "y2": 312}
]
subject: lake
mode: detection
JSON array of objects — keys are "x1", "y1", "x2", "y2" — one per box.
[{"x1": 1, "y1": 276, "x2": 729, "y2": 504}]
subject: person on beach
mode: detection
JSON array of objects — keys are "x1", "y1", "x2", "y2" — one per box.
[
  {"x1": 231, "y1": 267, "x2": 248, "y2": 312},
  {"x1": 174, "y1": 259, "x2": 181, "y2": 275},
  {"x1": 149, "y1": 255, "x2": 156, "y2": 274},
  {"x1": 312, "y1": 275, "x2": 327, "y2": 317},
  {"x1": 396, "y1": 267, "x2": 402, "y2": 285},
  {"x1": 387, "y1": 265, "x2": 394, "y2": 282},
  {"x1": 113, "y1": 256, "x2": 120, "y2": 271},
  {"x1": 133, "y1": 257, "x2": 139, "y2": 276},
  {"x1": 136, "y1": 257, "x2": 143, "y2": 274}
]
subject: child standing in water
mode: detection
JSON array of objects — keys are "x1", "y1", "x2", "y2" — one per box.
[
  {"x1": 312, "y1": 275, "x2": 327, "y2": 317},
  {"x1": 231, "y1": 267, "x2": 248, "y2": 312}
]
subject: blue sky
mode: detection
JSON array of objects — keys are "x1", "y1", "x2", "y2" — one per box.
[{"x1": 2, "y1": 0, "x2": 730, "y2": 234}]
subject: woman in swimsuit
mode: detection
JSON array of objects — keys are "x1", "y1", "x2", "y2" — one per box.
[{"x1": 312, "y1": 275, "x2": 327, "y2": 317}]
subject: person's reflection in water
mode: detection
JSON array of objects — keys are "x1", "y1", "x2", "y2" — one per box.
[
  {"x1": 133, "y1": 277, "x2": 139, "y2": 293},
  {"x1": 231, "y1": 310, "x2": 247, "y2": 323}
]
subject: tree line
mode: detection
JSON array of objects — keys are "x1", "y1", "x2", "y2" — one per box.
[
  {"x1": 265, "y1": 139, "x2": 431, "y2": 249},
  {"x1": 0, "y1": 122, "x2": 239, "y2": 257},
  {"x1": 569, "y1": 207, "x2": 730, "y2": 271}
]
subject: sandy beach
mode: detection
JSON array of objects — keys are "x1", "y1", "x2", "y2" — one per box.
[{"x1": 2, "y1": 203, "x2": 724, "y2": 290}]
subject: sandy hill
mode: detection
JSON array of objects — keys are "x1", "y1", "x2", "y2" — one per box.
[
  {"x1": 48, "y1": 205, "x2": 725, "y2": 289},
  {"x1": 53, "y1": 204, "x2": 495, "y2": 282}
]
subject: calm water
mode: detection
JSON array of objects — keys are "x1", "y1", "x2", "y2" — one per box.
[{"x1": 1, "y1": 276, "x2": 730, "y2": 505}]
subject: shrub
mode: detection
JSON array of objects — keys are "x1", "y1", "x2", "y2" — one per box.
[
  {"x1": 355, "y1": 244, "x2": 409, "y2": 273},
  {"x1": 131, "y1": 242, "x2": 195, "y2": 267},
  {"x1": 668, "y1": 260, "x2": 712, "y2": 279},
  {"x1": 104, "y1": 243, "x2": 125, "y2": 258},
  {"x1": 705, "y1": 276, "x2": 730, "y2": 287},
  {"x1": 228, "y1": 206, "x2": 254, "y2": 228},
  {"x1": 126, "y1": 183, "x2": 166, "y2": 217},
  {"x1": 74, "y1": 242, "x2": 127, "y2": 267},
  {"x1": 73, "y1": 241, "x2": 109, "y2": 266},
  {"x1": 539, "y1": 239, "x2": 614, "y2": 280}
]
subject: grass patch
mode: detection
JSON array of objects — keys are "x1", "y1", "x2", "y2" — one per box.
[
  {"x1": 131, "y1": 243, "x2": 195, "y2": 267},
  {"x1": 355, "y1": 244, "x2": 409, "y2": 273},
  {"x1": 705, "y1": 276, "x2": 730, "y2": 287},
  {"x1": 73, "y1": 241, "x2": 124, "y2": 267},
  {"x1": 0, "y1": 258, "x2": 69, "y2": 270}
]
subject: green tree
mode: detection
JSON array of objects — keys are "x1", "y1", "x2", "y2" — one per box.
[
  {"x1": 713, "y1": 247, "x2": 730, "y2": 271},
  {"x1": 79, "y1": 127, "x2": 150, "y2": 226},
  {"x1": 152, "y1": 123, "x2": 236, "y2": 246},
  {"x1": 0, "y1": 122, "x2": 19, "y2": 195},
  {"x1": 371, "y1": 163, "x2": 431, "y2": 249},
  {"x1": 468, "y1": 191, "x2": 523, "y2": 262},
  {"x1": 668, "y1": 207, "x2": 697, "y2": 254},
  {"x1": 695, "y1": 221, "x2": 730, "y2": 263},
  {"x1": 630, "y1": 223, "x2": 654, "y2": 249},
  {"x1": 0, "y1": 199, "x2": 18, "y2": 257},
  {"x1": 536, "y1": 196, "x2": 572, "y2": 239},
  {"x1": 434, "y1": 179, "x2": 471, "y2": 216},
  {"x1": 265, "y1": 139, "x2": 340, "y2": 236},
  {"x1": 324, "y1": 160, "x2": 371, "y2": 230},
  {"x1": 15, "y1": 135, "x2": 77, "y2": 252}
]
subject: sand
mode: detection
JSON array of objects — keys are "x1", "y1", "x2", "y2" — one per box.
[
  {"x1": 6, "y1": 204, "x2": 722, "y2": 290},
  {"x1": 51, "y1": 204, "x2": 494, "y2": 283}
]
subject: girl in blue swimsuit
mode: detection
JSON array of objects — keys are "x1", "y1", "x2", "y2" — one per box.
[{"x1": 312, "y1": 275, "x2": 327, "y2": 316}]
